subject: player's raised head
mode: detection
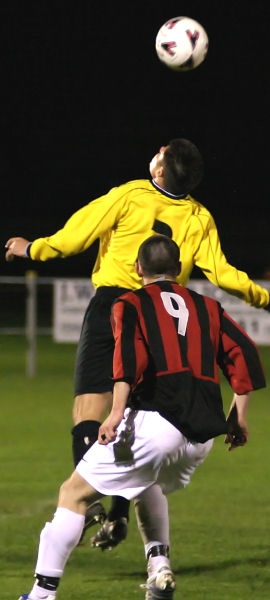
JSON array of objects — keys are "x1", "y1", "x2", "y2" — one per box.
[
  {"x1": 163, "y1": 138, "x2": 204, "y2": 195},
  {"x1": 138, "y1": 235, "x2": 180, "y2": 279}
]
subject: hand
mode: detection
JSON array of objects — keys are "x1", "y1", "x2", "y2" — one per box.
[
  {"x1": 225, "y1": 403, "x2": 249, "y2": 451},
  {"x1": 98, "y1": 410, "x2": 124, "y2": 445},
  {"x1": 225, "y1": 427, "x2": 248, "y2": 451},
  {"x1": 5, "y1": 237, "x2": 30, "y2": 261}
]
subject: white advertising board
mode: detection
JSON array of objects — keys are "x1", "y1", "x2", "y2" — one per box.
[
  {"x1": 53, "y1": 279, "x2": 95, "y2": 342},
  {"x1": 53, "y1": 279, "x2": 270, "y2": 344},
  {"x1": 188, "y1": 280, "x2": 270, "y2": 344}
]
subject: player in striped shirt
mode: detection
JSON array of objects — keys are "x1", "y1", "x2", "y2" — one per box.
[
  {"x1": 17, "y1": 235, "x2": 265, "y2": 600},
  {"x1": 105, "y1": 235, "x2": 265, "y2": 444}
]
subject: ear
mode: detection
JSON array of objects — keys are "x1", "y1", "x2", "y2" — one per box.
[
  {"x1": 135, "y1": 260, "x2": 143, "y2": 277},
  {"x1": 156, "y1": 165, "x2": 164, "y2": 178}
]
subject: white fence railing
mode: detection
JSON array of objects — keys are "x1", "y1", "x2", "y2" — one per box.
[
  {"x1": 1, "y1": 274, "x2": 270, "y2": 377},
  {"x1": 0, "y1": 273, "x2": 54, "y2": 377}
]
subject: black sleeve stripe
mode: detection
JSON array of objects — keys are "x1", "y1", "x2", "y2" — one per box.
[
  {"x1": 117, "y1": 300, "x2": 137, "y2": 380},
  {"x1": 222, "y1": 315, "x2": 266, "y2": 388},
  {"x1": 138, "y1": 289, "x2": 168, "y2": 372},
  {"x1": 190, "y1": 291, "x2": 215, "y2": 378}
]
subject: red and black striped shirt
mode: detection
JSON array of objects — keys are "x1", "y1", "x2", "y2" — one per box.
[{"x1": 111, "y1": 281, "x2": 265, "y2": 442}]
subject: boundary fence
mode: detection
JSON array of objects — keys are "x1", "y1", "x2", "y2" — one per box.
[
  {"x1": 0, "y1": 273, "x2": 54, "y2": 377},
  {"x1": 1, "y1": 274, "x2": 270, "y2": 378}
]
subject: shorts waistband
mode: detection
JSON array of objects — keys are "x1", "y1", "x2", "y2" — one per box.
[{"x1": 95, "y1": 286, "x2": 131, "y2": 298}]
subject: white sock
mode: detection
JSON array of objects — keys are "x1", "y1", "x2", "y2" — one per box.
[
  {"x1": 34, "y1": 507, "x2": 85, "y2": 578},
  {"x1": 147, "y1": 554, "x2": 171, "y2": 577},
  {"x1": 134, "y1": 484, "x2": 169, "y2": 551},
  {"x1": 28, "y1": 583, "x2": 57, "y2": 599}
]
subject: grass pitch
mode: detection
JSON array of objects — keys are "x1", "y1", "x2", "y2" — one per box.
[{"x1": 1, "y1": 336, "x2": 270, "y2": 599}]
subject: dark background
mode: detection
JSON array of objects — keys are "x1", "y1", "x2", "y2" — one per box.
[{"x1": 1, "y1": 0, "x2": 270, "y2": 279}]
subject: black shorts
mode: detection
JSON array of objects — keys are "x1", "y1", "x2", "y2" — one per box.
[{"x1": 74, "y1": 286, "x2": 131, "y2": 396}]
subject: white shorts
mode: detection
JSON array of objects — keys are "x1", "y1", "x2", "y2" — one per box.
[{"x1": 76, "y1": 409, "x2": 213, "y2": 500}]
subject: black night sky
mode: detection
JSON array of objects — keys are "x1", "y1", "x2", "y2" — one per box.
[{"x1": 1, "y1": 0, "x2": 270, "y2": 279}]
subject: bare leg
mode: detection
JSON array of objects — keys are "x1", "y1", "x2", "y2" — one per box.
[
  {"x1": 72, "y1": 392, "x2": 112, "y2": 425},
  {"x1": 58, "y1": 470, "x2": 101, "y2": 513}
]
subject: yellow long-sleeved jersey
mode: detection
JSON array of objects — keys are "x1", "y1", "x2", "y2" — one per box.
[{"x1": 30, "y1": 179, "x2": 269, "y2": 308}]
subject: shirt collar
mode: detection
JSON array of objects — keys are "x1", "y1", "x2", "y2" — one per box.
[{"x1": 151, "y1": 179, "x2": 186, "y2": 199}]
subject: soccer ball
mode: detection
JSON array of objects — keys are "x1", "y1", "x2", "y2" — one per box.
[{"x1": 155, "y1": 16, "x2": 209, "y2": 71}]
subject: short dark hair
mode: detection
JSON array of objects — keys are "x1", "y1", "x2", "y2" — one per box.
[
  {"x1": 163, "y1": 138, "x2": 204, "y2": 195},
  {"x1": 138, "y1": 235, "x2": 180, "y2": 278}
]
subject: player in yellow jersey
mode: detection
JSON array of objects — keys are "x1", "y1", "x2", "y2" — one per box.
[{"x1": 5, "y1": 139, "x2": 270, "y2": 549}]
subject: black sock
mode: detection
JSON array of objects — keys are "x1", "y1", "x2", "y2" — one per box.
[
  {"x1": 147, "y1": 545, "x2": 170, "y2": 560},
  {"x1": 71, "y1": 420, "x2": 101, "y2": 466},
  {"x1": 107, "y1": 496, "x2": 130, "y2": 521}
]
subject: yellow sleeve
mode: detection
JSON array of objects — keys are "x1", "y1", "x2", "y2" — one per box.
[
  {"x1": 193, "y1": 212, "x2": 269, "y2": 308},
  {"x1": 30, "y1": 187, "x2": 125, "y2": 261}
]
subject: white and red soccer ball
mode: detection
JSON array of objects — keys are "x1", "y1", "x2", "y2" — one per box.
[{"x1": 155, "y1": 16, "x2": 209, "y2": 71}]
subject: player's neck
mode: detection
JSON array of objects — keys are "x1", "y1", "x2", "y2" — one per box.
[{"x1": 143, "y1": 274, "x2": 175, "y2": 285}]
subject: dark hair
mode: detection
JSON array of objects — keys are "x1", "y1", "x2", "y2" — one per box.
[
  {"x1": 138, "y1": 235, "x2": 180, "y2": 278},
  {"x1": 163, "y1": 138, "x2": 204, "y2": 195}
]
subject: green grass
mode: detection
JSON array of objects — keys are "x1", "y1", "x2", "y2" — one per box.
[{"x1": 1, "y1": 337, "x2": 270, "y2": 599}]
